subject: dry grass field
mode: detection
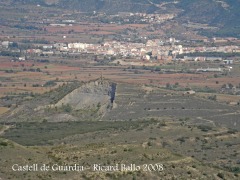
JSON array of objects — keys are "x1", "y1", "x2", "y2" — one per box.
[{"x1": 0, "y1": 107, "x2": 9, "y2": 115}]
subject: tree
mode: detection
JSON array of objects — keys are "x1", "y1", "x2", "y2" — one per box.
[
  {"x1": 62, "y1": 104, "x2": 72, "y2": 113},
  {"x1": 221, "y1": 84, "x2": 227, "y2": 88},
  {"x1": 208, "y1": 95, "x2": 217, "y2": 101},
  {"x1": 9, "y1": 42, "x2": 18, "y2": 48},
  {"x1": 155, "y1": 66, "x2": 161, "y2": 71},
  {"x1": 97, "y1": 102, "x2": 101, "y2": 109},
  {"x1": 146, "y1": 51, "x2": 152, "y2": 56},
  {"x1": 166, "y1": 83, "x2": 171, "y2": 89},
  {"x1": 228, "y1": 83, "x2": 234, "y2": 89}
]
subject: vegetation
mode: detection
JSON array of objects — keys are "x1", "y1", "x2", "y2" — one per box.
[
  {"x1": 43, "y1": 80, "x2": 57, "y2": 87},
  {"x1": 177, "y1": 52, "x2": 240, "y2": 58},
  {"x1": 2, "y1": 120, "x2": 154, "y2": 146}
]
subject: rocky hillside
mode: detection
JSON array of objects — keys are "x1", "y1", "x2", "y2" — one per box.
[
  {"x1": 1, "y1": 79, "x2": 117, "y2": 122},
  {"x1": 54, "y1": 79, "x2": 116, "y2": 110}
]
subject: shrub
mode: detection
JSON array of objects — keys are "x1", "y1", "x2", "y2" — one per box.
[
  {"x1": 0, "y1": 141, "x2": 8, "y2": 146},
  {"x1": 217, "y1": 172, "x2": 224, "y2": 179},
  {"x1": 208, "y1": 95, "x2": 217, "y2": 101},
  {"x1": 44, "y1": 81, "x2": 57, "y2": 87},
  {"x1": 62, "y1": 104, "x2": 72, "y2": 113},
  {"x1": 166, "y1": 83, "x2": 171, "y2": 89},
  {"x1": 197, "y1": 125, "x2": 212, "y2": 132}
]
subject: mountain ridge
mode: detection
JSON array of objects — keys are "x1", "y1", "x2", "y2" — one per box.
[{"x1": 4, "y1": 0, "x2": 240, "y2": 37}]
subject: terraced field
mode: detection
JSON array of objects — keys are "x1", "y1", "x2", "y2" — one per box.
[{"x1": 104, "y1": 83, "x2": 240, "y2": 129}]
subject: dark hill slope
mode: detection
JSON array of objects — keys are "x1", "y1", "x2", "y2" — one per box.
[
  {"x1": 10, "y1": 0, "x2": 240, "y2": 24},
  {"x1": 8, "y1": 0, "x2": 240, "y2": 37}
]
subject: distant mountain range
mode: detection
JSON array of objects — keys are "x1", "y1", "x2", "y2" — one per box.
[{"x1": 10, "y1": 0, "x2": 240, "y2": 37}]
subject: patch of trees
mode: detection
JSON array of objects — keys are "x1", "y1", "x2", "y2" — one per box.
[
  {"x1": 0, "y1": 141, "x2": 8, "y2": 146},
  {"x1": 5, "y1": 70, "x2": 14, "y2": 73},
  {"x1": 177, "y1": 52, "x2": 240, "y2": 58},
  {"x1": 197, "y1": 125, "x2": 212, "y2": 132},
  {"x1": 165, "y1": 82, "x2": 179, "y2": 89},
  {"x1": 141, "y1": 65, "x2": 161, "y2": 72},
  {"x1": 13, "y1": 0, "x2": 45, "y2": 5},
  {"x1": 45, "y1": 81, "x2": 81, "y2": 104},
  {"x1": 208, "y1": 95, "x2": 217, "y2": 101},
  {"x1": 23, "y1": 68, "x2": 41, "y2": 72},
  {"x1": 21, "y1": 39, "x2": 50, "y2": 44},
  {"x1": 9, "y1": 42, "x2": 18, "y2": 48},
  {"x1": 221, "y1": 83, "x2": 234, "y2": 89},
  {"x1": 13, "y1": 24, "x2": 40, "y2": 31},
  {"x1": 43, "y1": 81, "x2": 57, "y2": 87},
  {"x1": 32, "y1": 84, "x2": 41, "y2": 87},
  {"x1": 37, "y1": 59, "x2": 50, "y2": 63},
  {"x1": 61, "y1": 103, "x2": 72, "y2": 113},
  {"x1": 194, "y1": 86, "x2": 216, "y2": 93},
  {"x1": 0, "y1": 51, "x2": 21, "y2": 57},
  {"x1": 201, "y1": 27, "x2": 240, "y2": 38}
]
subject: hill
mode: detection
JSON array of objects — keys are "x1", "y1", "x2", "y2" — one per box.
[{"x1": 5, "y1": 0, "x2": 240, "y2": 37}]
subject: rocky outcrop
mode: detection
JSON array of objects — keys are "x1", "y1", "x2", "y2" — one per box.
[
  {"x1": 54, "y1": 79, "x2": 116, "y2": 110},
  {"x1": 1, "y1": 79, "x2": 117, "y2": 122}
]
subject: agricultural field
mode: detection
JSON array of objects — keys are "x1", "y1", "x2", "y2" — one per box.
[{"x1": 1, "y1": 54, "x2": 239, "y2": 102}]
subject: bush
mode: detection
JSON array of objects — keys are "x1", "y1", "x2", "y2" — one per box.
[
  {"x1": 208, "y1": 95, "x2": 217, "y2": 101},
  {"x1": 177, "y1": 137, "x2": 185, "y2": 143},
  {"x1": 5, "y1": 69, "x2": 14, "y2": 73},
  {"x1": 44, "y1": 81, "x2": 56, "y2": 87},
  {"x1": 147, "y1": 141, "x2": 153, "y2": 146},
  {"x1": 227, "y1": 129, "x2": 238, "y2": 134},
  {"x1": 166, "y1": 83, "x2": 171, "y2": 89},
  {"x1": 197, "y1": 125, "x2": 212, "y2": 132},
  {"x1": 0, "y1": 141, "x2": 8, "y2": 146},
  {"x1": 32, "y1": 84, "x2": 41, "y2": 87},
  {"x1": 62, "y1": 104, "x2": 72, "y2": 113},
  {"x1": 217, "y1": 172, "x2": 224, "y2": 179}
]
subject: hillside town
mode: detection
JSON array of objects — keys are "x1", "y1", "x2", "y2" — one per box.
[{"x1": 0, "y1": 38, "x2": 238, "y2": 65}]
